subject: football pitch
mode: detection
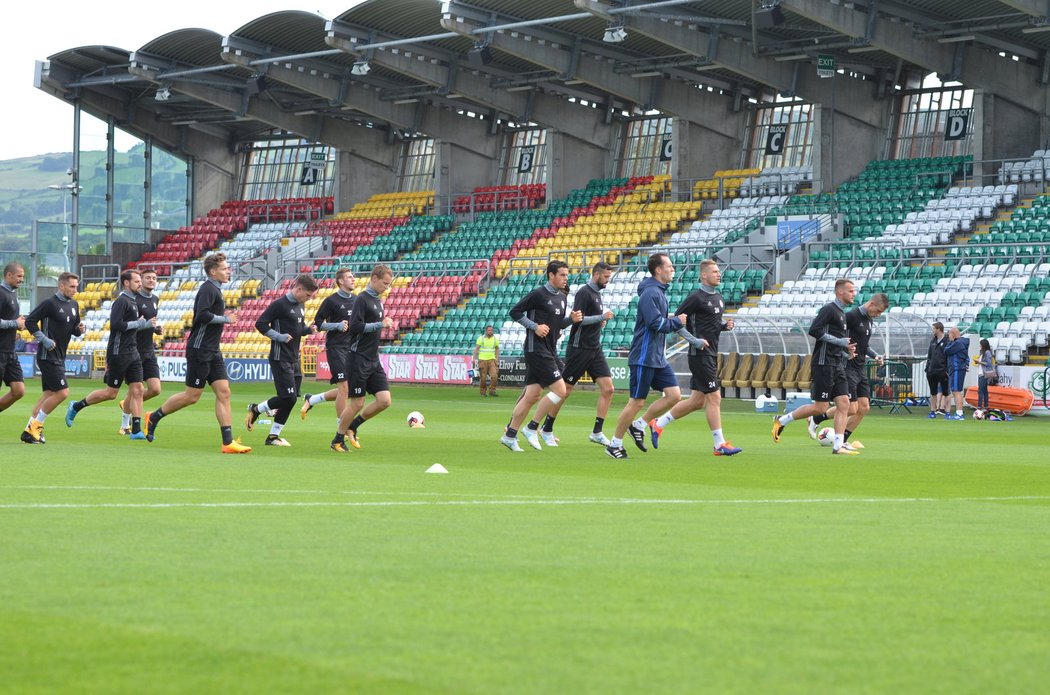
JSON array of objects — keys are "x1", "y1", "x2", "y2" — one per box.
[{"x1": 3, "y1": 381, "x2": 1049, "y2": 693}]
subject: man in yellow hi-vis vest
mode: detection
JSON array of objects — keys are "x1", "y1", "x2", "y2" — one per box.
[{"x1": 473, "y1": 325, "x2": 500, "y2": 397}]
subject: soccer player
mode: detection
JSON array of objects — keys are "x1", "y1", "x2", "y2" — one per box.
[
  {"x1": 66, "y1": 269, "x2": 154, "y2": 439},
  {"x1": 498, "y1": 259, "x2": 582, "y2": 452},
  {"x1": 540, "y1": 261, "x2": 616, "y2": 446},
  {"x1": 944, "y1": 326, "x2": 970, "y2": 420},
  {"x1": 807, "y1": 292, "x2": 889, "y2": 449},
  {"x1": 0, "y1": 261, "x2": 27, "y2": 417},
  {"x1": 118, "y1": 267, "x2": 163, "y2": 434},
  {"x1": 330, "y1": 264, "x2": 394, "y2": 453},
  {"x1": 246, "y1": 273, "x2": 319, "y2": 446},
  {"x1": 649, "y1": 259, "x2": 742, "y2": 457},
  {"x1": 144, "y1": 253, "x2": 251, "y2": 453},
  {"x1": 924, "y1": 322, "x2": 950, "y2": 418},
  {"x1": 772, "y1": 278, "x2": 859, "y2": 455},
  {"x1": 605, "y1": 253, "x2": 685, "y2": 460},
  {"x1": 301, "y1": 268, "x2": 354, "y2": 421},
  {"x1": 22, "y1": 271, "x2": 84, "y2": 444}
]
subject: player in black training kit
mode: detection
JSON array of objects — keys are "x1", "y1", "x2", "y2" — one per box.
[
  {"x1": 301, "y1": 268, "x2": 354, "y2": 421},
  {"x1": 117, "y1": 267, "x2": 163, "y2": 435},
  {"x1": 0, "y1": 261, "x2": 27, "y2": 417},
  {"x1": 246, "y1": 274, "x2": 319, "y2": 446},
  {"x1": 499, "y1": 259, "x2": 582, "y2": 452},
  {"x1": 772, "y1": 278, "x2": 859, "y2": 455},
  {"x1": 331, "y1": 264, "x2": 394, "y2": 453},
  {"x1": 145, "y1": 253, "x2": 251, "y2": 453},
  {"x1": 807, "y1": 292, "x2": 889, "y2": 450},
  {"x1": 539, "y1": 261, "x2": 616, "y2": 446},
  {"x1": 22, "y1": 271, "x2": 84, "y2": 443},
  {"x1": 66, "y1": 269, "x2": 155, "y2": 439},
  {"x1": 649, "y1": 259, "x2": 742, "y2": 457}
]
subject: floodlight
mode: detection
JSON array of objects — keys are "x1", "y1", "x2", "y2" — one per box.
[{"x1": 351, "y1": 60, "x2": 371, "y2": 76}]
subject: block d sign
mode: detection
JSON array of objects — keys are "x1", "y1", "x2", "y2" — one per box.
[
  {"x1": 945, "y1": 108, "x2": 972, "y2": 141},
  {"x1": 765, "y1": 124, "x2": 788, "y2": 155},
  {"x1": 817, "y1": 55, "x2": 835, "y2": 78}
]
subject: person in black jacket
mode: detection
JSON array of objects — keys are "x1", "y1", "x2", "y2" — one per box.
[
  {"x1": 498, "y1": 260, "x2": 582, "y2": 453},
  {"x1": 145, "y1": 253, "x2": 251, "y2": 453},
  {"x1": 22, "y1": 271, "x2": 84, "y2": 444},
  {"x1": 331, "y1": 264, "x2": 394, "y2": 453},
  {"x1": 66, "y1": 270, "x2": 155, "y2": 439},
  {"x1": 924, "y1": 321, "x2": 950, "y2": 418},
  {"x1": 301, "y1": 268, "x2": 355, "y2": 420},
  {"x1": 772, "y1": 278, "x2": 859, "y2": 455},
  {"x1": 117, "y1": 267, "x2": 163, "y2": 435},
  {"x1": 246, "y1": 274, "x2": 319, "y2": 446},
  {"x1": 0, "y1": 261, "x2": 27, "y2": 416}
]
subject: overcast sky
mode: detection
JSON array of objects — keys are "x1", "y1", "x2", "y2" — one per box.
[{"x1": 1, "y1": 1, "x2": 363, "y2": 160}]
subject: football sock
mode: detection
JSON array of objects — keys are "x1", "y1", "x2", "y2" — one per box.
[
  {"x1": 812, "y1": 413, "x2": 828, "y2": 425},
  {"x1": 270, "y1": 423, "x2": 285, "y2": 437},
  {"x1": 505, "y1": 427, "x2": 518, "y2": 439},
  {"x1": 308, "y1": 393, "x2": 326, "y2": 406},
  {"x1": 35, "y1": 410, "x2": 48, "y2": 423},
  {"x1": 712, "y1": 428, "x2": 726, "y2": 448},
  {"x1": 632, "y1": 418, "x2": 647, "y2": 430},
  {"x1": 541, "y1": 415, "x2": 556, "y2": 433},
  {"x1": 73, "y1": 399, "x2": 88, "y2": 412},
  {"x1": 349, "y1": 415, "x2": 365, "y2": 432},
  {"x1": 526, "y1": 420, "x2": 540, "y2": 431},
  {"x1": 833, "y1": 433, "x2": 844, "y2": 450},
  {"x1": 777, "y1": 413, "x2": 794, "y2": 426},
  {"x1": 956, "y1": 410, "x2": 963, "y2": 416},
  {"x1": 131, "y1": 417, "x2": 141, "y2": 434},
  {"x1": 610, "y1": 437, "x2": 623, "y2": 448},
  {"x1": 220, "y1": 426, "x2": 233, "y2": 446},
  {"x1": 593, "y1": 417, "x2": 605, "y2": 434},
  {"x1": 257, "y1": 401, "x2": 275, "y2": 415},
  {"x1": 656, "y1": 412, "x2": 675, "y2": 428},
  {"x1": 844, "y1": 429, "x2": 853, "y2": 441},
  {"x1": 121, "y1": 412, "x2": 132, "y2": 429},
  {"x1": 153, "y1": 408, "x2": 166, "y2": 422}
]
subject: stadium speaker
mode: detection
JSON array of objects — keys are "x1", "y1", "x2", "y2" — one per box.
[
  {"x1": 753, "y1": 6, "x2": 785, "y2": 29},
  {"x1": 467, "y1": 44, "x2": 493, "y2": 66},
  {"x1": 246, "y1": 75, "x2": 268, "y2": 96}
]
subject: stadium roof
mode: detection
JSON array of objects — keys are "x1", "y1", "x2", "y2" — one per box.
[{"x1": 34, "y1": 0, "x2": 1050, "y2": 155}]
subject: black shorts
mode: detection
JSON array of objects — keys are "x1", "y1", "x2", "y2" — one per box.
[
  {"x1": 926, "y1": 372, "x2": 949, "y2": 396},
  {"x1": 524, "y1": 351, "x2": 565, "y2": 388},
  {"x1": 810, "y1": 363, "x2": 849, "y2": 402},
  {"x1": 562, "y1": 348, "x2": 611, "y2": 385},
  {"x1": 37, "y1": 360, "x2": 67, "y2": 392},
  {"x1": 846, "y1": 364, "x2": 869, "y2": 401},
  {"x1": 327, "y1": 346, "x2": 351, "y2": 385},
  {"x1": 270, "y1": 359, "x2": 303, "y2": 398},
  {"x1": 104, "y1": 353, "x2": 143, "y2": 388},
  {"x1": 140, "y1": 355, "x2": 160, "y2": 381},
  {"x1": 348, "y1": 354, "x2": 389, "y2": 397},
  {"x1": 688, "y1": 352, "x2": 719, "y2": 394},
  {"x1": 185, "y1": 350, "x2": 227, "y2": 388},
  {"x1": 0, "y1": 351, "x2": 23, "y2": 385}
]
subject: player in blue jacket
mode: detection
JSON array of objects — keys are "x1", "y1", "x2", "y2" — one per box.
[{"x1": 943, "y1": 327, "x2": 970, "y2": 420}]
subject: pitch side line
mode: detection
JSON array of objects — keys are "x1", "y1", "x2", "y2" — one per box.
[
  {"x1": 0, "y1": 485, "x2": 581, "y2": 500},
  {"x1": 1, "y1": 495, "x2": 1049, "y2": 510}
]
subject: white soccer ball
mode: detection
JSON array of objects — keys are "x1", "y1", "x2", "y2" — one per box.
[
  {"x1": 973, "y1": 409, "x2": 985, "y2": 421},
  {"x1": 407, "y1": 410, "x2": 425, "y2": 428},
  {"x1": 817, "y1": 427, "x2": 835, "y2": 447}
]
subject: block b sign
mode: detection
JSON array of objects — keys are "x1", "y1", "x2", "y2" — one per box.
[{"x1": 945, "y1": 109, "x2": 972, "y2": 141}]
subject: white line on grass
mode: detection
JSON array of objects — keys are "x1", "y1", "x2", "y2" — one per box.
[
  {"x1": 0, "y1": 485, "x2": 589, "y2": 500},
  {"x1": 1, "y1": 495, "x2": 1049, "y2": 510}
]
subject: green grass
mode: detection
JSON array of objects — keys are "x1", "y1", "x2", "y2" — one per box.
[{"x1": 3, "y1": 382, "x2": 1050, "y2": 693}]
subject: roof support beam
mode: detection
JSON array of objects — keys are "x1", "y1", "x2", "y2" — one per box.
[
  {"x1": 218, "y1": 35, "x2": 496, "y2": 157},
  {"x1": 325, "y1": 21, "x2": 613, "y2": 148},
  {"x1": 996, "y1": 0, "x2": 1050, "y2": 17},
  {"x1": 782, "y1": 0, "x2": 1050, "y2": 113},
  {"x1": 574, "y1": 0, "x2": 886, "y2": 125},
  {"x1": 439, "y1": 0, "x2": 740, "y2": 140}
]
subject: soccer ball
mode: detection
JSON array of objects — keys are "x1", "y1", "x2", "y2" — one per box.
[
  {"x1": 817, "y1": 427, "x2": 835, "y2": 447},
  {"x1": 407, "y1": 411, "x2": 425, "y2": 428},
  {"x1": 973, "y1": 409, "x2": 985, "y2": 420}
]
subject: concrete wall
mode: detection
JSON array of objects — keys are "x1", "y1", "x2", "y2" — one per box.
[
  {"x1": 548, "y1": 132, "x2": 609, "y2": 199},
  {"x1": 980, "y1": 93, "x2": 1043, "y2": 163},
  {"x1": 812, "y1": 105, "x2": 886, "y2": 193}
]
